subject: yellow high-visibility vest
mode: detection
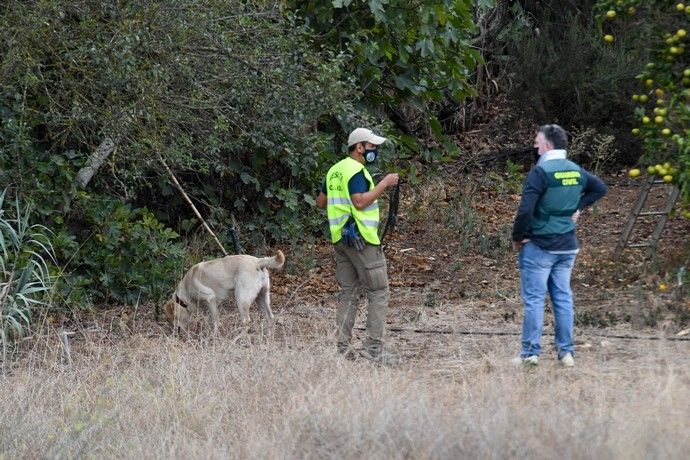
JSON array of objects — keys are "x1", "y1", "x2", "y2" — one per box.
[{"x1": 325, "y1": 157, "x2": 380, "y2": 245}]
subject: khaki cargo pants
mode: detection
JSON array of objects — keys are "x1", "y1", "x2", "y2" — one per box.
[{"x1": 334, "y1": 241, "x2": 390, "y2": 355}]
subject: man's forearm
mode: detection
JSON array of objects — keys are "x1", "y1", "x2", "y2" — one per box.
[{"x1": 351, "y1": 182, "x2": 387, "y2": 210}]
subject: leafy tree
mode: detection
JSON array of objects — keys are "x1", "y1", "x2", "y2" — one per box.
[
  {"x1": 596, "y1": 0, "x2": 690, "y2": 215},
  {"x1": 287, "y1": 0, "x2": 482, "y2": 124},
  {"x1": 286, "y1": 0, "x2": 478, "y2": 147}
]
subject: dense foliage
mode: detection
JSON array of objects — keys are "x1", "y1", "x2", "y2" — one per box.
[
  {"x1": 288, "y1": 0, "x2": 482, "y2": 105},
  {"x1": 0, "y1": 0, "x2": 358, "y2": 305},
  {"x1": 497, "y1": 1, "x2": 641, "y2": 153},
  {"x1": 596, "y1": 0, "x2": 690, "y2": 213},
  {"x1": 288, "y1": 0, "x2": 483, "y2": 160}
]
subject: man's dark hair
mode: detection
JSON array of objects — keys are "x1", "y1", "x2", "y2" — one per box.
[{"x1": 538, "y1": 124, "x2": 568, "y2": 149}]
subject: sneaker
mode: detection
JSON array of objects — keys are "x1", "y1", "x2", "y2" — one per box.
[
  {"x1": 511, "y1": 355, "x2": 538, "y2": 366},
  {"x1": 559, "y1": 353, "x2": 575, "y2": 367}
]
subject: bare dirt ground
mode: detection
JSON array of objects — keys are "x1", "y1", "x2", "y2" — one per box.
[{"x1": 267, "y1": 171, "x2": 690, "y2": 362}]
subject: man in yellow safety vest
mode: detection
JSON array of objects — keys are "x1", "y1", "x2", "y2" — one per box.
[{"x1": 316, "y1": 128, "x2": 399, "y2": 361}]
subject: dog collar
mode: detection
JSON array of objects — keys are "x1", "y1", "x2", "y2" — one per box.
[{"x1": 175, "y1": 294, "x2": 189, "y2": 309}]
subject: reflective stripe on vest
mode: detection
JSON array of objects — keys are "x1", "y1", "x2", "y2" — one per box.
[
  {"x1": 529, "y1": 159, "x2": 585, "y2": 236},
  {"x1": 325, "y1": 157, "x2": 381, "y2": 245}
]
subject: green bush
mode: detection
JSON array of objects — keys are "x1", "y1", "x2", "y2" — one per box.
[
  {"x1": 0, "y1": 190, "x2": 56, "y2": 357},
  {"x1": 52, "y1": 193, "x2": 184, "y2": 306}
]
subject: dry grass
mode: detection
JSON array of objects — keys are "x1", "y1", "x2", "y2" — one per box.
[{"x1": 0, "y1": 306, "x2": 688, "y2": 460}]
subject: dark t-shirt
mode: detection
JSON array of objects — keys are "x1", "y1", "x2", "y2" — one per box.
[{"x1": 321, "y1": 171, "x2": 370, "y2": 196}]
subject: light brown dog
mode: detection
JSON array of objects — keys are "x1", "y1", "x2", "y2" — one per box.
[{"x1": 163, "y1": 250, "x2": 285, "y2": 332}]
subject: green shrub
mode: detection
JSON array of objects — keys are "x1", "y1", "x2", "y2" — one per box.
[
  {"x1": 52, "y1": 193, "x2": 184, "y2": 306},
  {"x1": 0, "y1": 190, "x2": 56, "y2": 358}
]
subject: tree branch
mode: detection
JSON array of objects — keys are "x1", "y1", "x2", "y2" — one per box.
[{"x1": 75, "y1": 137, "x2": 118, "y2": 189}]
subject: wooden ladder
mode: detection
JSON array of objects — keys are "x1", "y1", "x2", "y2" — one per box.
[{"x1": 614, "y1": 175, "x2": 680, "y2": 258}]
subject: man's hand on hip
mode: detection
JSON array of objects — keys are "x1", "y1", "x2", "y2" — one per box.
[{"x1": 512, "y1": 239, "x2": 530, "y2": 251}]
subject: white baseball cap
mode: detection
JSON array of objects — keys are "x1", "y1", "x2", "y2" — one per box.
[{"x1": 347, "y1": 128, "x2": 388, "y2": 147}]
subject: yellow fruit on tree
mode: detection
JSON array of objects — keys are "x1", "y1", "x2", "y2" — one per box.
[
  {"x1": 628, "y1": 6, "x2": 636, "y2": 15},
  {"x1": 678, "y1": 3, "x2": 686, "y2": 12},
  {"x1": 654, "y1": 115, "x2": 664, "y2": 123},
  {"x1": 647, "y1": 166, "x2": 657, "y2": 175},
  {"x1": 604, "y1": 34, "x2": 615, "y2": 43},
  {"x1": 632, "y1": 94, "x2": 639, "y2": 102},
  {"x1": 661, "y1": 171, "x2": 671, "y2": 179},
  {"x1": 659, "y1": 283, "x2": 668, "y2": 291},
  {"x1": 654, "y1": 88, "x2": 664, "y2": 97},
  {"x1": 662, "y1": 128, "x2": 671, "y2": 136},
  {"x1": 639, "y1": 94, "x2": 649, "y2": 103},
  {"x1": 642, "y1": 116, "x2": 651, "y2": 124},
  {"x1": 684, "y1": 69, "x2": 690, "y2": 77},
  {"x1": 631, "y1": 128, "x2": 640, "y2": 135},
  {"x1": 645, "y1": 79, "x2": 654, "y2": 87},
  {"x1": 656, "y1": 98, "x2": 665, "y2": 105},
  {"x1": 628, "y1": 168, "x2": 641, "y2": 178},
  {"x1": 678, "y1": 29, "x2": 687, "y2": 38},
  {"x1": 606, "y1": 10, "x2": 616, "y2": 18},
  {"x1": 658, "y1": 108, "x2": 667, "y2": 116},
  {"x1": 663, "y1": 161, "x2": 671, "y2": 169}
]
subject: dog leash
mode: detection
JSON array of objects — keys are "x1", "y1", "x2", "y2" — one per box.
[{"x1": 380, "y1": 180, "x2": 401, "y2": 250}]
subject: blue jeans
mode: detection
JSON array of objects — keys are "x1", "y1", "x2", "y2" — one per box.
[{"x1": 518, "y1": 242, "x2": 577, "y2": 359}]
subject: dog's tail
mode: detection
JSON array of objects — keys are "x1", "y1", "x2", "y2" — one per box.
[{"x1": 257, "y1": 249, "x2": 285, "y2": 270}]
